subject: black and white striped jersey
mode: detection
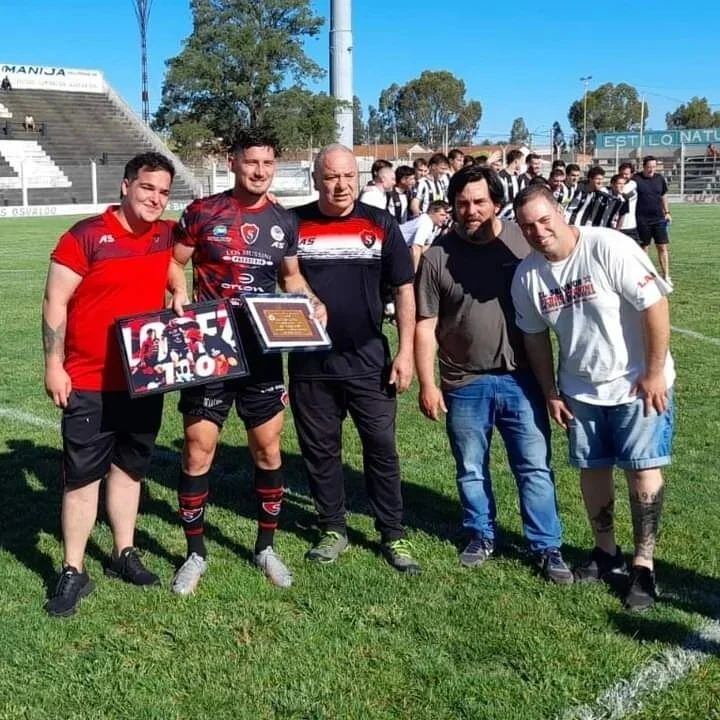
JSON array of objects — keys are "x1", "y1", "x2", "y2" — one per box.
[
  {"x1": 498, "y1": 170, "x2": 527, "y2": 219},
  {"x1": 415, "y1": 175, "x2": 449, "y2": 213},
  {"x1": 565, "y1": 188, "x2": 625, "y2": 228}
]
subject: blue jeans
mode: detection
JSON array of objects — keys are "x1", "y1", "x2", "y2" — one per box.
[{"x1": 444, "y1": 371, "x2": 563, "y2": 553}]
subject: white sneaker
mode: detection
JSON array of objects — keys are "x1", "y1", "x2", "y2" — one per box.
[
  {"x1": 255, "y1": 546, "x2": 293, "y2": 588},
  {"x1": 171, "y1": 552, "x2": 208, "y2": 596}
]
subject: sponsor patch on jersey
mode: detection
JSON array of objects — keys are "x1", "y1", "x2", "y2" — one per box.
[
  {"x1": 270, "y1": 225, "x2": 285, "y2": 242},
  {"x1": 240, "y1": 222, "x2": 260, "y2": 245},
  {"x1": 98, "y1": 234, "x2": 115, "y2": 244},
  {"x1": 213, "y1": 225, "x2": 229, "y2": 237},
  {"x1": 360, "y1": 230, "x2": 377, "y2": 248}
]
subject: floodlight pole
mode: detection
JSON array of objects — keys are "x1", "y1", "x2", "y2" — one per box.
[
  {"x1": 580, "y1": 75, "x2": 592, "y2": 157},
  {"x1": 132, "y1": 0, "x2": 153, "y2": 124}
]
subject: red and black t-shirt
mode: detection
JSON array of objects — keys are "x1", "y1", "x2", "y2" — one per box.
[
  {"x1": 289, "y1": 201, "x2": 414, "y2": 379},
  {"x1": 173, "y1": 190, "x2": 298, "y2": 302},
  {"x1": 51, "y1": 206, "x2": 174, "y2": 391}
]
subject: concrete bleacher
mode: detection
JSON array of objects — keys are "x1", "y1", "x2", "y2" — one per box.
[{"x1": 0, "y1": 86, "x2": 197, "y2": 206}]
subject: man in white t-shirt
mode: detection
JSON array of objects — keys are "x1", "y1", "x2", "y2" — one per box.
[
  {"x1": 510, "y1": 184, "x2": 674, "y2": 613},
  {"x1": 400, "y1": 200, "x2": 450, "y2": 271},
  {"x1": 359, "y1": 165, "x2": 395, "y2": 210}
]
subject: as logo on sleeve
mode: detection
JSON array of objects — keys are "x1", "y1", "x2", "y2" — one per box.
[{"x1": 240, "y1": 223, "x2": 260, "y2": 245}]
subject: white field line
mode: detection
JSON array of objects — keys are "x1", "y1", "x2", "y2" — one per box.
[
  {"x1": 0, "y1": 406, "x2": 58, "y2": 429},
  {"x1": 4, "y1": 402, "x2": 719, "y2": 719},
  {"x1": 671, "y1": 326, "x2": 720, "y2": 346},
  {"x1": 559, "y1": 607, "x2": 720, "y2": 720},
  {"x1": 0, "y1": 405, "x2": 312, "y2": 501}
]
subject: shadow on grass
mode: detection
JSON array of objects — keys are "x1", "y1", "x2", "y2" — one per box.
[
  {"x1": 607, "y1": 561, "x2": 720, "y2": 655},
  {"x1": 149, "y1": 438, "x2": 568, "y2": 577},
  {"x1": 0, "y1": 439, "x2": 186, "y2": 596}
]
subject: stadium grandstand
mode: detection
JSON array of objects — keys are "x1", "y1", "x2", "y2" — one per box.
[{"x1": 0, "y1": 63, "x2": 199, "y2": 210}]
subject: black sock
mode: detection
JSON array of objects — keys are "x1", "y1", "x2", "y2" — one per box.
[
  {"x1": 178, "y1": 471, "x2": 209, "y2": 559},
  {"x1": 254, "y1": 466, "x2": 284, "y2": 554}
]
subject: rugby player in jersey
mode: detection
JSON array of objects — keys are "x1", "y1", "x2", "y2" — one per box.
[
  {"x1": 288, "y1": 144, "x2": 421, "y2": 575},
  {"x1": 167, "y1": 128, "x2": 325, "y2": 593},
  {"x1": 42, "y1": 152, "x2": 176, "y2": 617}
]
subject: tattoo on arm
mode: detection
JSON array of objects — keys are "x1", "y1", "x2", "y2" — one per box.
[
  {"x1": 591, "y1": 499, "x2": 615, "y2": 536},
  {"x1": 42, "y1": 317, "x2": 66, "y2": 360},
  {"x1": 629, "y1": 487, "x2": 665, "y2": 563}
]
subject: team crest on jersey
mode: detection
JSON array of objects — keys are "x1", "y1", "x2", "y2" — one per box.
[
  {"x1": 240, "y1": 223, "x2": 260, "y2": 245},
  {"x1": 262, "y1": 501, "x2": 282, "y2": 516},
  {"x1": 360, "y1": 230, "x2": 377, "y2": 248},
  {"x1": 180, "y1": 507, "x2": 204, "y2": 524}
]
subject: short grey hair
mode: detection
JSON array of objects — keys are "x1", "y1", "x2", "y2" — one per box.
[{"x1": 313, "y1": 143, "x2": 355, "y2": 176}]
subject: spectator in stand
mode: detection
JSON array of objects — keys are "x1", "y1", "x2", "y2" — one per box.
[
  {"x1": 1, "y1": 76, "x2": 11, "y2": 91},
  {"x1": 360, "y1": 164, "x2": 395, "y2": 210},
  {"x1": 400, "y1": 200, "x2": 450, "y2": 271},
  {"x1": 24, "y1": 114, "x2": 35, "y2": 132},
  {"x1": 633, "y1": 156, "x2": 672, "y2": 282},
  {"x1": 414, "y1": 153, "x2": 450, "y2": 214},
  {"x1": 448, "y1": 149, "x2": 465, "y2": 175},
  {"x1": 388, "y1": 165, "x2": 416, "y2": 224},
  {"x1": 706, "y1": 143, "x2": 720, "y2": 160}
]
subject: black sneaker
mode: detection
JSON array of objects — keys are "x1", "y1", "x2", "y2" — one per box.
[
  {"x1": 536, "y1": 547, "x2": 574, "y2": 585},
  {"x1": 46, "y1": 566, "x2": 95, "y2": 617},
  {"x1": 624, "y1": 565, "x2": 658, "y2": 612},
  {"x1": 573, "y1": 546, "x2": 627, "y2": 583},
  {"x1": 105, "y1": 547, "x2": 160, "y2": 586},
  {"x1": 459, "y1": 537, "x2": 494, "y2": 568}
]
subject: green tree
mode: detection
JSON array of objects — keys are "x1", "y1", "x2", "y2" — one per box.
[
  {"x1": 352, "y1": 95, "x2": 365, "y2": 145},
  {"x1": 154, "y1": 0, "x2": 324, "y2": 155},
  {"x1": 666, "y1": 97, "x2": 720, "y2": 129},
  {"x1": 378, "y1": 71, "x2": 482, "y2": 147},
  {"x1": 265, "y1": 87, "x2": 339, "y2": 151},
  {"x1": 567, "y1": 83, "x2": 647, "y2": 151},
  {"x1": 509, "y1": 117, "x2": 530, "y2": 145}
]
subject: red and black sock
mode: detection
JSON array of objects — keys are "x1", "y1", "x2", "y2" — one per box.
[
  {"x1": 178, "y1": 471, "x2": 209, "y2": 559},
  {"x1": 255, "y1": 466, "x2": 284, "y2": 554}
]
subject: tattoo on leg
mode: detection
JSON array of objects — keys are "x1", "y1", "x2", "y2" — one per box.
[
  {"x1": 629, "y1": 487, "x2": 665, "y2": 563},
  {"x1": 591, "y1": 499, "x2": 615, "y2": 535}
]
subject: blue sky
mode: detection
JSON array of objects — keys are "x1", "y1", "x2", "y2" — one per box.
[{"x1": 3, "y1": 0, "x2": 719, "y2": 143}]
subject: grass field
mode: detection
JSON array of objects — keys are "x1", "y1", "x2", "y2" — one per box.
[{"x1": 1, "y1": 207, "x2": 719, "y2": 719}]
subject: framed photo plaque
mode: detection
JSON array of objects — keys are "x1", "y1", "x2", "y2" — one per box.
[
  {"x1": 115, "y1": 300, "x2": 249, "y2": 397},
  {"x1": 243, "y1": 294, "x2": 331, "y2": 353}
]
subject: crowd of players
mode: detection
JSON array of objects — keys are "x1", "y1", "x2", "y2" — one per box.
[
  {"x1": 41, "y1": 130, "x2": 674, "y2": 620},
  {"x1": 359, "y1": 147, "x2": 673, "y2": 283}
]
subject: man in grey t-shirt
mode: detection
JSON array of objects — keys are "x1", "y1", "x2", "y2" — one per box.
[{"x1": 414, "y1": 165, "x2": 571, "y2": 583}]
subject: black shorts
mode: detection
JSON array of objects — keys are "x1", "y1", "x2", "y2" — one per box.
[
  {"x1": 178, "y1": 354, "x2": 286, "y2": 429},
  {"x1": 620, "y1": 228, "x2": 641, "y2": 244},
  {"x1": 637, "y1": 220, "x2": 670, "y2": 246},
  {"x1": 62, "y1": 391, "x2": 163, "y2": 486}
]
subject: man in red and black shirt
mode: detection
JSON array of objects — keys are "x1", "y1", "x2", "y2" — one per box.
[
  {"x1": 42, "y1": 152, "x2": 176, "y2": 616},
  {"x1": 168, "y1": 128, "x2": 325, "y2": 593},
  {"x1": 290, "y1": 144, "x2": 421, "y2": 574}
]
